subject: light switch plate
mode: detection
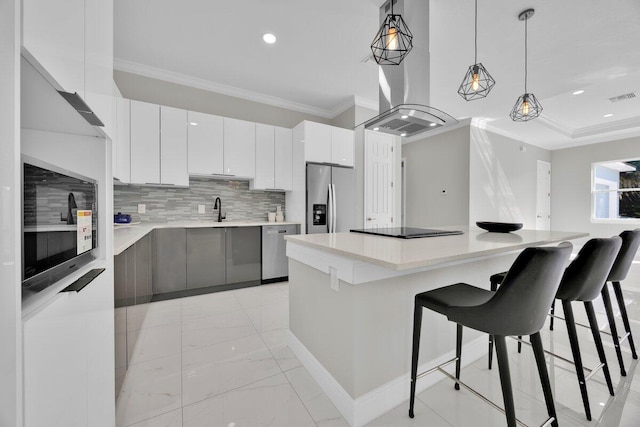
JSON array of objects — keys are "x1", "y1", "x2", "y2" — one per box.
[
  {"x1": 138, "y1": 204, "x2": 146, "y2": 214},
  {"x1": 198, "y1": 204, "x2": 206, "y2": 214}
]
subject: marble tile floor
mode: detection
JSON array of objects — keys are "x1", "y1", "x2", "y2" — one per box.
[{"x1": 116, "y1": 282, "x2": 640, "y2": 427}]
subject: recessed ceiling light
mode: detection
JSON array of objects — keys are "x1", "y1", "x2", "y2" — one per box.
[
  {"x1": 373, "y1": 127, "x2": 379, "y2": 131},
  {"x1": 189, "y1": 122, "x2": 198, "y2": 126},
  {"x1": 429, "y1": 123, "x2": 437, "y2": 127},
  {"x1": 400, "y1": 133, "x2": 407, "y2": 137},
  {"x1": 604, "y1": 113, "x2": 614, "y2": 118},
  {"x1": 572, "y1": 90, "x2": 585, "y2": 95},
  {"x1": 401, "y1": 115, "x2": 409, "y2": 119},
  {"x1": 262, "y1": 33, "x2": 277, "y2": 44}
]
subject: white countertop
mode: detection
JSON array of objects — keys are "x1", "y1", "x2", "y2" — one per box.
[
  {"x1": 285, "y1": 226, "x2": 588, "y2": 271},
  {"x1": 114, "y1": 221, "x2": 300, "y2": 255}
]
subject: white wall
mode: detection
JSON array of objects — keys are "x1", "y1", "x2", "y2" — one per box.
[
  {"x1": 0, "y1": 0, "x2": 22, "y2": 425},
  {"x1": 403, "y1": 125, "x2": 470, "y2": 227},
  {"x1": 552, "y1": 135, "x2": 640, "y2": 237},
  {"x1": 469, "y1": 126, "x2": 551, "y2": 229}
]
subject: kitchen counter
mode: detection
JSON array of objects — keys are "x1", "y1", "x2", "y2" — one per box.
[
  {"x1": 284, "y1": 227, "x2": 588, "y2": 426},
  {"x1": 114, "y1": 221, "x2": 300, "y2": 255}
]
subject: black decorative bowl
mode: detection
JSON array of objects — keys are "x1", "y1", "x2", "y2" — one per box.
[{"x1": 476, "y1": 221, "x2": 523, "y2": 233}]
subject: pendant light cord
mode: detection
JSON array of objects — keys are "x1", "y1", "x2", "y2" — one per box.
[
  {"x1": 474, "y1": 0, "x2": 478, "y2": 64},
  {"x1": 524, "y1": 16, "x2": 528, "y2": 93}
]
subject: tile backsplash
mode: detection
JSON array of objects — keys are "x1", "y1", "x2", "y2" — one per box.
[{"x1": 113, "y1": 177, "x2": 285, "y2": 223}]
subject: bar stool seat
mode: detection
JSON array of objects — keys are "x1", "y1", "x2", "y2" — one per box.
[{"x1": 409, "y1": 242, "x2": 572, "y2": 427}]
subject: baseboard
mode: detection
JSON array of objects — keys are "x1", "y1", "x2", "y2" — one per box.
[{"x1": 287, "y1": 330, "x2": 488, "y2": 427}]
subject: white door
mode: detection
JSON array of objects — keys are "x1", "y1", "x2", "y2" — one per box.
[
  {"x1": 364, "y1": 130, "x2": 395, "y2": 228},
  {"x1": 536, "y1": 160, "x2": 551, "y2": 230}
]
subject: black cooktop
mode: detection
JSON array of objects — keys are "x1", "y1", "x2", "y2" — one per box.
[{"x1": 350, "y1": 227, "x2": 463, "y2": 239}]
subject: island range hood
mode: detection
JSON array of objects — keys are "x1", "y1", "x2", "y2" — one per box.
[{"x1": 362, "y1": 0, "x2": 458, "y2": 137}]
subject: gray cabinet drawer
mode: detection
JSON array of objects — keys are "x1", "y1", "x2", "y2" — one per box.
[
  {"x1": 152, "y1": 229, "x2": 187, "y2": 294},
  {"x1": 186, "y1": 228, "x2": 226, "y2": 289},
  {"x1": 226, "y1": 227, "x2": 261, "y2": 284}
]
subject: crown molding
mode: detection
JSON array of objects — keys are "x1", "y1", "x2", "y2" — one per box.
[{"x1": 114, "y1": 58, "x2": 336, "y2": 119}]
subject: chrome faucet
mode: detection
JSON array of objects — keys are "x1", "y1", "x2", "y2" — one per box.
[{"x1": 213, "y1": 197, "x2": 223, "y2": 222}]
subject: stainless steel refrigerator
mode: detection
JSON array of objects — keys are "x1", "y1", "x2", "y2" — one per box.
[{"x1": 306, "y1": 163, "x2": 356, "y2": 234}]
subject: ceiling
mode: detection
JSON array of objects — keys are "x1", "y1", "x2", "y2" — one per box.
[{"x1": 114, "y1": 0, "x2": 640, "y2": 150}]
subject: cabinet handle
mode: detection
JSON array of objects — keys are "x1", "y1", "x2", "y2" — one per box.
[{"x1": 61, "y1": 268, "x2": 105, "y2": 293}]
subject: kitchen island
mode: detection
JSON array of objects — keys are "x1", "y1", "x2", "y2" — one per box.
[{"x1": 284, "y1": 227, "x2": 588, "y2": 427}]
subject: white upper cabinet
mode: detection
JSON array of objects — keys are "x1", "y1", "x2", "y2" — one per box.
[
  {"x1": 23, "y1": 0, "x2": 85, "y2": 97},
  {"x1": 114, "y1": 97, "x2": 131, "y2": 183},
  {"x1": 160, "y1": 106, "x2": 189, "y2": 186},
  {"x1": 302, "y1": 121, "x2": 354, "y2": 167},
  {"x1": 254, "y1": 124, "x2": 276, "y2": 189},
  {"x1": 84, "y1": 0, "x2": 114, "y2": 138},
  {"x1": 331, "y1": 126, "x2": 354, "y2": 167},
  {"x1": 223, "y1": 118, "x2": 255, "y2": 178},
  {"x1": 274, "y1": 127, "x2": 293, "y2": 190},
  {"x1": 187, "y1": 111, "x2": 223, "y2": 176},
  {"x1": 303, "y1": 121, "x2": 332, "y2": 164},
  {"x1": 130, "y1": 101, "x2": 160, "y2": 184}
]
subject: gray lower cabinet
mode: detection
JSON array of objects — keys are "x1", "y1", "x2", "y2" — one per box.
[
  {"x1": 152, "y1": 228, "x2": 187, "y2": 294},
  {"x1": 226, "y1": 226, "x2": 261, "y2": 284},
  {"x1": 186, "y1": 228, "x2": 226, "y2": 289}
]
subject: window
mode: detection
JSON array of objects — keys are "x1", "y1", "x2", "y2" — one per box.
[{"x1": 592, "y1": 159, "x2": 640, "y2": 220}]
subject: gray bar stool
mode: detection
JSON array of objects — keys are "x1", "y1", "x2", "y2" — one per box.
[
  {"x1": 601, "y1": 229, "x2": 640, "y2": 376},
  {"x1": 409, "y1": 242, "x2": 572, "y2": 427}
]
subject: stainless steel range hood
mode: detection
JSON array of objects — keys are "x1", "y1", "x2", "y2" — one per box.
[{"x1": 362, "y1": 0, "x2": 458, "y2": 137}]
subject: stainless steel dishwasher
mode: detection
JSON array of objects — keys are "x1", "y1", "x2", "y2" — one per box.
[{"x1": 262, "y1": 224, "x2": 299, "y2": 283}]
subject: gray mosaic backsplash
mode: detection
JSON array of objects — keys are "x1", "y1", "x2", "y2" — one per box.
[{"x1": 113, "y1": 177, "x2": 286, "y2": 223}]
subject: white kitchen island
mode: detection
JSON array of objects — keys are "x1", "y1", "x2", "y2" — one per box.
[{"x1": 285, "y1": 227, "x2": 588, "y2": 427}]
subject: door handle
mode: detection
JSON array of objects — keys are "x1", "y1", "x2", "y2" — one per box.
[{"x1": 367, "y1": 217, "x2": 374, "y2": 221}]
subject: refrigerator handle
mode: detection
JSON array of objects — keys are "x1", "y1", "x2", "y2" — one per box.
[
  {"x1": 327, "y1": 184, "x2": 332, "y2": 233},
  {"x1": 331, "y1": 184, "x2": 337, "y2": 233}
]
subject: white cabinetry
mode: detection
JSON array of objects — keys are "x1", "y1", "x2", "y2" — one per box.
[
  {"x1": 160, "y1": 106, "x2": 189, "y2": 186},
  {"x1": 130, "y1": 100, "x2": 160, "y2": 184},
  {"x1": 23, "y1": 272, "x2": 114, "y2": 427},
  {"x1": 252, "y1": 125, "x2": 292, "y2": 191},
  {"x1": 302, "y1": 121, "x2": 354, "y2": 167},
  {"x1": 114, "y1": 97, "x2": 131, "y2": 183},
  {"x1": 223, "y1": 118, "x2": 255, "y2": 178},
  {"x1": 254, "y1": 124, "x2": 276, "y2": 189},
  {"x1": 274, "y1": 127, "x2": 293, "y2": 190},
  {"x1": 187, "y1": 111, "x2": 224, "y2": 176}
]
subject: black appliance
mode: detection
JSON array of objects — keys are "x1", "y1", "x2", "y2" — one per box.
[
  {"x1": 350, "y1": 227, "x2": 463, "y2": 239},
  {"x1": 22, "y1": 156, "x2": 98, "y2": 301}
]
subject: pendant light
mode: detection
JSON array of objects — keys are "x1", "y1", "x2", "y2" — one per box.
[
  {"x1": 457, "y1": 0, "x2": 495, "y2": 101},
  {"x1": 510, "y1": 9, "x2": 543, "y2": 121},
  {"x1": 371, "y1": 0, "x2": 413, "y2": 65}
]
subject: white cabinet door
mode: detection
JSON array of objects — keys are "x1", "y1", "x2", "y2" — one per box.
[
  {"x1": 130, "y1": 100, "x2": 160, "y2": 184},
  {"x1": 115, "y1": 97, "x2": 131, "y2": 183},
  {"x1": 254, "y1": 124, "x2": 275, "y2": 189},
  {"x1": 304, "y1": 121, "x2": 332, "y2": 164},
  {"x1": 187, "y1": 111, "x2": 223, "y2": 175},
  {"x1": 84, "y1": 0, "x2": 114, "y2": 138},
  {"x1": 331, "y1": 127, "x2": 354, "y2": 167},
  {"x1": 160, "y1": 106, "x2": 189, "y2": 186},
  {"x1": 23, "y1": 272, "x2": 115, "y2": 427},
  {"x1": 223, "y1": 118, "x2": 255, "y2": 178},
  {"x1": 274, "y1": 127, "x2": 293, "y2": 190},
  {"x1": 23, "y1": 0, "x2": 85, "y2": 97}
]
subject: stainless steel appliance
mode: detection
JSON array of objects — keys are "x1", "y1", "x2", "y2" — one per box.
[
  {"x1": 262, "y1": 224, "x2": 299, "y2": 283},
  {"x1": 306, "y1": 163, "x2": 356, "y2": 234}
]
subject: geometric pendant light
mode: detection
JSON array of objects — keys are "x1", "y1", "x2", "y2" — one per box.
[
  {"x1": 371, "y1": 0, "x2": 413, "y2": 65},
  {"x1": 458, "y1": 0, "x2": 495, "y2": 101},
  {"x1": 510, "y1": 8, "x2": 543, "y2": 121}
]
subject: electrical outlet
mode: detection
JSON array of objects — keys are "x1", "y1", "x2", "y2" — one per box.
[
  {"x1": 329, "y1": 266, "x2": 339, "y2": 292},
  {"x1": 198, "y1": 204, "x2": 206, "y2": 214},
  {"x1": 138, "y1": 204, "x2": 146, "y2": 214}
]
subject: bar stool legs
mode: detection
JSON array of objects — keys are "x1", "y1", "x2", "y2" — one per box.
[
  {"x1": 494, "y1": 335, "x2": 516, "y2": 427},
  {"x1": 409, "y1": 303, "x2": 422, "y2": 418},
  {"x1": 455, "y1": 324, "x2": 462, "y2": 391},
  {"x1": 530, "y1": 332, "x2": 559, "y2": 427},
  {"x1": 612, "y1": 281, "x2": 638, "y2": 360},
  {"x1": 601, "y1": 284, "x2": 627, "y2": 376},
  {"x1": 584, "y1": 301, "x2": 615, "y2": 396},
  {"x1": 562, "y1": 301, "x2": 592, "y2": 420}
]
